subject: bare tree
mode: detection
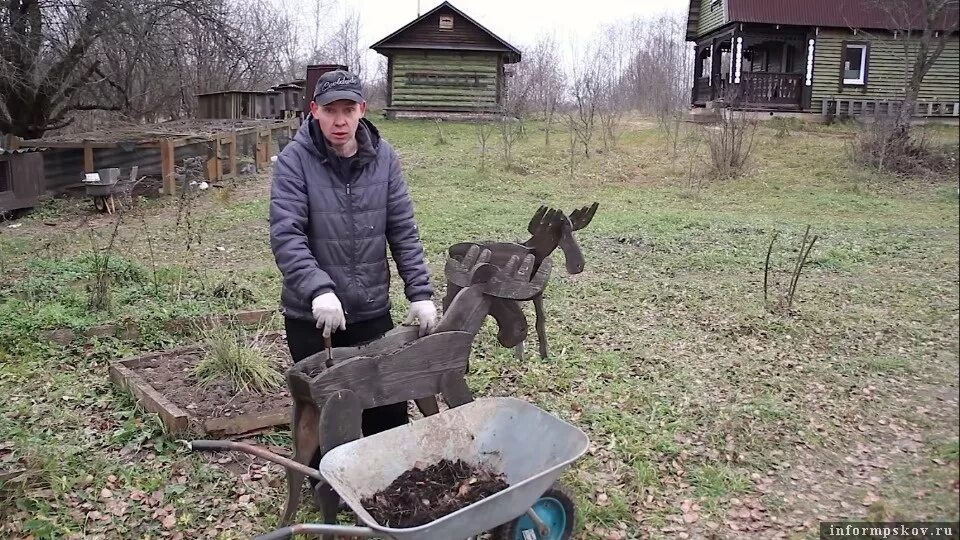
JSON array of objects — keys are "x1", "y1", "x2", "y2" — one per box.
[
  {"x1": 326, "y1": 8, "x2": 365, "y2": 79},
  {"x1": 880, "y1": 0, "x2": 958, "y2": 135},
  {"x1": 0, "y1": 0, "x2": 241, "y2": 138},
  {"x1": 852, "y1": 0, "x2": 958, "y2": 173},
  {"x1": 567, "y1": 42, "x2": 602, "y2": 158}
]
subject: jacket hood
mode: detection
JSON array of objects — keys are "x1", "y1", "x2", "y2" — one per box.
[{"x1": 292, "y1": 116, "x2": 381, "y2": 165}]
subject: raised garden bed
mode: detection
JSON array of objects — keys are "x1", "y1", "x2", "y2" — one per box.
[{"x1": 108, "y1": 331, "x2": 292, "y2": 436}]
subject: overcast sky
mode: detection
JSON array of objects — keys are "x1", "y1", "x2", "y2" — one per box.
[{"x1": 324, "y1": 0, "x2": 686, "y2": 74}]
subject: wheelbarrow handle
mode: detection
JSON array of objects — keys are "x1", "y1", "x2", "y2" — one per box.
[
  {"x1": 188, "y1": 440, "x2": 324, "y2": 481},
  {"x1": 254, "y1": 524, "x2": 379, "y2": 539},
  {"x1": 253, "y1": 527, "x2": 293, "y2": 540}
]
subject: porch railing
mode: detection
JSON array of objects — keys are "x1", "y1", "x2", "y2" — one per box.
[{"x1": 738, "y1": 72, "x2": 803, "y2": 106}]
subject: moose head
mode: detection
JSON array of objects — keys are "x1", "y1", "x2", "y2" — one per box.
[{"x1": 523, "y1": 202, "x2": 599, "y2": 274}]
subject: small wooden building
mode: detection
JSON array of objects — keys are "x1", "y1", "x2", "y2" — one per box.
[
  {"x1": 370, "y1": 1, "x2": 521, "y2": 117},
  {"x1": 302, "y1": 64, "x2": 348, "y2": 118},
  {"x1": 197, "y1": 90, "x2": 282, "y2": 120},
  {"x1": 0, "y1": 148, "x2": 46, "y2": 214},
  {"x1": 271, "y1": 83, "x2": 306, "y2": 119},
  {"x1": 686, "y1": 0, "x2": 960, "y2": 118}
]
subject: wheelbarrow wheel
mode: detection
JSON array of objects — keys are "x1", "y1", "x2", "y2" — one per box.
[
  {"x1": 492, "y1": 483, "x2": 575, "y2": 540},
  {"x1": 93, "y1": 196, "x2": 107, "y2": 213}
]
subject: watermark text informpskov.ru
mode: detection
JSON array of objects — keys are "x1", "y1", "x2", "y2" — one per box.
[{"x1": 820, "y1": 521, "x2": 959, "y2": 540}]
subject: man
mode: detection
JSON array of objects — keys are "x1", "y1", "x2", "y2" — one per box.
[{"x1": 269, "y1": 69, "x2": 438, "y2": 438}]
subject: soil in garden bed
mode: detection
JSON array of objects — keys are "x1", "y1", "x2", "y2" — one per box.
[
  {"x1": 130, "y1": 346, "x2": 292, "y2": 423},
  {"x1": 361, "y1": 459, "x2": 509, "y2": 528}
]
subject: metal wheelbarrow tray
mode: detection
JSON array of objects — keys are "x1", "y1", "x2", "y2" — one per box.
[{"x1": 235, "y1": 396, "x2": 589, "y2": 540}]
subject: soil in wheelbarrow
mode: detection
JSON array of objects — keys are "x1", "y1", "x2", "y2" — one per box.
[{"x1": 361, "y1": 459, "x2": 509, "y2": 528}]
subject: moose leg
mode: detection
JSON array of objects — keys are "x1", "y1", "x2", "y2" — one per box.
[
  {"x1": 415, "y1": 397, "x2": 440, "y2": 416},
  {"x1": 316, "y1": 390, "x2": 363, "y2": 539},
  {"x1": 440, "y1": 371, "x2": 474, "y2": 408},
  {"x1": 534, "y1": 293, "x2": 549, "y2": 359},
  {"x1": 281, "y1": 400, "x2": 320, "y2": 526}
]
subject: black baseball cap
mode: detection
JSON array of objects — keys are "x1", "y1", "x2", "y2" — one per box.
[{"x1": 313, "y1": 70, "x2": 364, "y2": 105}]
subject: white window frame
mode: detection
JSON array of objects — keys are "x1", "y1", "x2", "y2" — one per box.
[{"x1": 843, "y1": 43, "x2": 867, "y2": 85}]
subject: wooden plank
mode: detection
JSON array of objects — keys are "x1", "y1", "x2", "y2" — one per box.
[
  {"x1": 204, "y1": 407, "x2": 291, "y2": 436},
  {"x1": 213, "y1": 136, "x2": 223, "y2": 181},
  {"x1": 108, "y1": 358, "x2": 190, "y2": 434},
  {"x1": 83, "y1": 145, "x2": 94, "y2": 173},
  {"x1": 160, "y1": 138, "x2": 176, "y2": 196},
  {"x1": 227, "y1": 132, "x2": 237, "y2": 178}
]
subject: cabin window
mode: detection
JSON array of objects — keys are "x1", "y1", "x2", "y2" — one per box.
[
  {"x1": 439, "y1": 15, "x2": 454, "y2": 30},
  {"x1": 0, "y1": 161, "x2": 10, "y2": 193},
  {"x1": 842, "y1": 43, "x2": 868, "y2": 85}
]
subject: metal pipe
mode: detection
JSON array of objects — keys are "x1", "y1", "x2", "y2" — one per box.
[
  {"x1": 526, "y1": 506, "x2": 551, "y2": 537},
  {"x1": 188, "y1": 440, "x2": 324, "y2": 481},
  {"x1": 253, "y1": 523, "x2": 379, "y2": 540}
]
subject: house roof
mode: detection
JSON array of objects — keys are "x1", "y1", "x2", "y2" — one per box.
[
  {"x1": 370, "y1": 1, "x2": 521, "y2": 61},
  {"x1": 688, "y1": 0, "x2": 959, "y2": 39},
  {"x1": 196, "y1": 90, "x2": 280, "y2": 97},
  {"x1": 0, "y1": 147, "x2": 47, "y2": 156}
]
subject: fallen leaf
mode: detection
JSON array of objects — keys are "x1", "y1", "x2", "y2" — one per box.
[
  {"x1": 162, "y1": 514, "x2": 177, "y2": 529},
  {"x1": 683, "y1": 512, "x2": 700, "y2": 524}
]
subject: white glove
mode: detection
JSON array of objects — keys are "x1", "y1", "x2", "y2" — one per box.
[
  {"x1": 404, "y1": 300, "x2": 438, "y2": 337},
  {"x1": 311, "y1": 292, "x2": 346, "y2": 338}
]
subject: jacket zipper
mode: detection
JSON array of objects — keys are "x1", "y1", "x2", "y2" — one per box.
[{"x1": 346, "y1": 179, "x2": 357, "y2": 316}]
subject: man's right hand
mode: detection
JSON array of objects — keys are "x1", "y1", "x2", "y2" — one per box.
[{"x1": 311, "y1": 292, "x2": 346, "y2": 338}]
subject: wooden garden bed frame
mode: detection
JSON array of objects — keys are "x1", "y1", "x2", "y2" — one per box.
[{"x1": 108, "y1": 331, "x2": 292, "y2": 437}]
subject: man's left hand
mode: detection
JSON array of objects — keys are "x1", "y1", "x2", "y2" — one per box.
[{"x1": 404, "y1": 300, "x2": 438, "y2": 337}]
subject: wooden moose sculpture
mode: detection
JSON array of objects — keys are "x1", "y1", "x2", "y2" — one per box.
[
  {"x1": 444, "y1": 202, "x2": 599, "y2": 359},
  {"x1": 281, "y1": 246, "x2": 550, "y2": 530}
]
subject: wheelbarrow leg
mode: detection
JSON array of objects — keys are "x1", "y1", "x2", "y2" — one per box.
[
  {"x1": 282, "y1": 399, "x2": 320, "y2": 526},
  {"x1": 317, "y1": 390, "x2": 363, "y2": 540}
]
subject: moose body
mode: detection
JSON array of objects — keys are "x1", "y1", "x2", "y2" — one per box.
[
  {"x1": 280, "y1": 247, "x2": 550, "y2": 530},
  {"x1": 443, "y1": 203, "x2": 598, "y2": 359}
]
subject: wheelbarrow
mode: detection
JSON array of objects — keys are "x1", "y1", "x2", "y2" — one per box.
[
  {"x1": 82, "y1": 166, "x2": 138, "y2": 214},
  {"x1": 190, "y1": 396, "x2": 589, "y2": 540}
]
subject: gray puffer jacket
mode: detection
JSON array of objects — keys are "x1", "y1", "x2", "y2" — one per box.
[{"x1": 269, "y1": 117, "x2": 433, "y2": 323}]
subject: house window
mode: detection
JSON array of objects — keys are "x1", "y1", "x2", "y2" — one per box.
[
  {"x1": 711, "y1": 0, "x2": 721, "y2": 10},
  {"x1": 0, "y1": 161, "x2": 10, "y2": 193},
  {"x1": 843, "y1": 43, "x2": 867, "y2": 85},
  {"x1": 439, "y1": 15, "x2": 454, "y2": 30}
]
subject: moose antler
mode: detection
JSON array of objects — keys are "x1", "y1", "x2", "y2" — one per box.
[
  {"x1": 527, "y1": 205, "x2": 564, "y2": 236},
  {"x1": 524, "y1": 207, "x2": 565, "y2": 262},
  {"x1": 568, "y1": 202, "x2": 599, "y2": 231},
  {"x1": 483, "y1": 252, "x2": 551, "y2": 301},
  {"x1": 443, "y1": 243, "x2": 492, "y2": 286}
]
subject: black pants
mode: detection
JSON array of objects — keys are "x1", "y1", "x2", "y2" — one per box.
[{"x1": 284, "y1": 314, "x2": 410, "y2": 436}]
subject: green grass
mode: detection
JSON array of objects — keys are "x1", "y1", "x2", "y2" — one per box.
[{"x1": 0, "y1": 115, "x2": 957, "y2": 538}]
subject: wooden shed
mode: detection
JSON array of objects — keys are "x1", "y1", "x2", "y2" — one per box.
[
  {"x1": 370, "y1": 1, "x2": 521, "y2": 117},
  {"x1": 0, "y1": 148, "x2": 46, "y2": 214},
  {"x1": 303, "y1": 64, "x2": 348, "y2": 118},
  {"x1": 197, "y1": 90, "x2": 281, "y2": 120},
  {"x1": 271, "y1": 83, "x2": 306, "y2": 119}
]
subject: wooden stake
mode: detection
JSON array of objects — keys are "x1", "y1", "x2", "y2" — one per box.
[{"x1": 160, "y1": 140, "x2": 176, "y2": 196}]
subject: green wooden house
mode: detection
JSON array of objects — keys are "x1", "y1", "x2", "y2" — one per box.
[
  {"x1": 370, "y1": 1, "x2": 521, "y2": 118},
  {"x1": 686, "y1": 0, "x2": 960, "y2": 118}
]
